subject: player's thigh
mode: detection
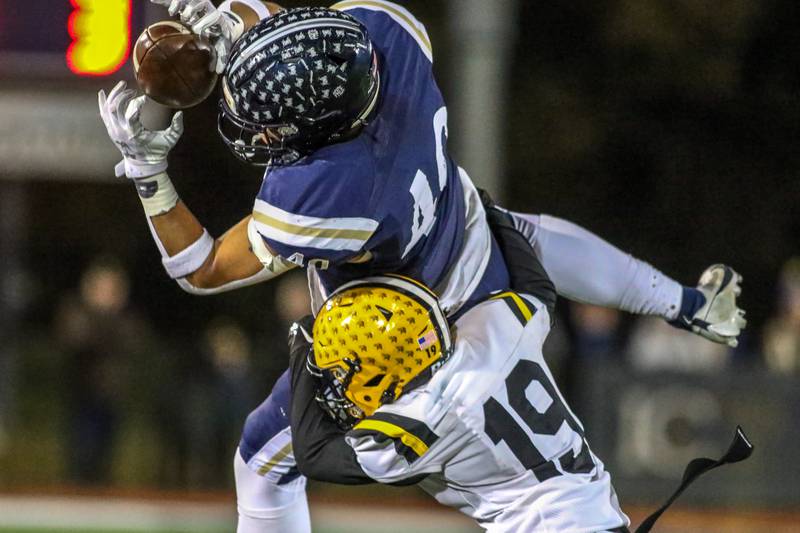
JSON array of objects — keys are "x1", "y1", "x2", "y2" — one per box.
[{"x1": 238, "y1": 369, "x2": 301, "y2": 485}]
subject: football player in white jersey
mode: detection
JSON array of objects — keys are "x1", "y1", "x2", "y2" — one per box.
[
  {"x1": 98, "y1": 1, "x2": 746, "y2": 531},
  {"x1": 287, "y1": 273, "x2": 753, "y2": 533},
  {"x1": 287, "y1": 275, "x2": 630, "y2": 532}
]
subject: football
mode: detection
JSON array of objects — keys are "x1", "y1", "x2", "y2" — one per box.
[{"x1": 133, "y1": 21, "x2": 218, "y2": 109}]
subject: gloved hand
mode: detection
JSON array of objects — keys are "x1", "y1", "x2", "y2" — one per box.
[
  {"x1": 151, "y1": 0, "x2": 244, "y2": 73},
  {"x1": 98, "y1": 81, "x2": 184, "y2": 179},
  {"x1": 673, "y1": 264, "x2": 747, "y2": 348}
]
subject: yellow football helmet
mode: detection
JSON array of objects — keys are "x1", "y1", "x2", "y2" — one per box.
[{"x1": 309, "y1": 275, "x2": 453, "y2": 428}]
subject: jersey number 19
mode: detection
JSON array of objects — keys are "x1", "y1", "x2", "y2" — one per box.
[{"x1": 483, "y1": 359, "x2": 596, "y2": 481}]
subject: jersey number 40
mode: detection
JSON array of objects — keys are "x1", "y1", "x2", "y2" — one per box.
[{"x1": 403, "y1": 107, "x2": 449, "y2": 258}]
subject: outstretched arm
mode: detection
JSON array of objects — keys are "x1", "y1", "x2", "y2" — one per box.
[
  {"x1": 99, "y1": 81, "x2": 294, "y2": 294},
  {"x1": 154, "y1": 206, "x2": 295, "y2": 294}
]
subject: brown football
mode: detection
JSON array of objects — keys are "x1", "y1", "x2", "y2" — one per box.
[{"x1": 133, "y1": 21, "x2": 218, "y2": 109}]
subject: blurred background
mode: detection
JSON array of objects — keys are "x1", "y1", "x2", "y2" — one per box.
[{"x1": 0, "y1": 0, "x2": 799, "y2": 532}]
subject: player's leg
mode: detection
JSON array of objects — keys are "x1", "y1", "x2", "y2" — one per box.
[
  {"x1": 511, "y1": 212, "x2": 686, "y2": 318},
  {"x1": 510, "y1": 212, "x2": 745, "y2": 346},
  {"x1": 512, "y1": 213, "x2": 724, "y2": 321},
  {"x1": 235, "y1": 370, "x2": 311, "y2": 533}
]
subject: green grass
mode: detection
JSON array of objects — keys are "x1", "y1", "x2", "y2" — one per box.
[{"x1": 0, "y1": 490, "x2": 479, "y2": 533}]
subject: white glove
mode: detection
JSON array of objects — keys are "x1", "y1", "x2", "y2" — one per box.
[
  {"x1": 680, "y1": 264, "x2": 747, "y2": 348},
  {"x1": 98, "y1": 81, "x2": 184, "y2": 179},
  {"x1": 151, "y1": 0, "x2": 244, "y2": 74}
]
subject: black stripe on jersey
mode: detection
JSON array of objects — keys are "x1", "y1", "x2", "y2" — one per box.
[
  {"x1": 348, "y1": 412, "x2": 439, "y2": 464},
  {"x1": 502, "y1": 295, "x2": 527, "y2": 325},
  {"x1": 348, "y1": 427, "x2": 423, "y2": 463},
  {"x1": 491, "y1": 292, "x2": 528, "y2": 326},
  {"x1": 393, "y1": 437, "x2": 422, "y2": 464},
  {"x1": 516, "y1": 294, "x2": 538, "y2": 320}
]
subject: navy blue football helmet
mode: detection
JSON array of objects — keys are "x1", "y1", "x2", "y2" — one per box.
[{"x1": 218, "y1": 7, "x2": 380, "y2": 166}]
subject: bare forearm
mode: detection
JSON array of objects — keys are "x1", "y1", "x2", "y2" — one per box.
[
  {"x1": 148, "y1": 200, "x2": 228, "y2": 289},
  {"x1": 138, "y1": 180, "x2": 292, "y2": 291},
  {"x1": 150, "y1": 201, "x2": 205, "y2": 256}
]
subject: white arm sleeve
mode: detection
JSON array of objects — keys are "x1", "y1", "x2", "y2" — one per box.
[{"x1": 511, "y1": 213, "x2": 683, "y2": 320}]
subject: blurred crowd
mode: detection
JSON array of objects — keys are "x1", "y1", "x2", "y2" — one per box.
[
  {"x1": 0, "y1": 257, "x2": 312, "y2": 489},
  {"x1": 0, "y1": 253, "x2": 799, "y2": 490}
]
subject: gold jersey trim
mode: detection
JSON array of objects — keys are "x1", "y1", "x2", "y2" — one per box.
[
  {"x1": 491, "y1": 291, "x2": 537, "y2": 325},
  {"x1": 252, "y1": 210, "x2": 376, "y2": 242},
  {"x1": 353, "y1": 418, "x2": 430, "y2": 458},
  {"x1": 256, "y1": 441, "x2": 293, "y2": 476}
]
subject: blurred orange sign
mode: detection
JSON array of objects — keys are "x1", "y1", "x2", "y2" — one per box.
[{"x1": 67, "y1": 0, "x2": 131, "y2": 76}]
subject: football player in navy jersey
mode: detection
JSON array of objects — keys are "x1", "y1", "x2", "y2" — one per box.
[{"x1": 99, "y1": 1, "x2": 746, "y2": 531}]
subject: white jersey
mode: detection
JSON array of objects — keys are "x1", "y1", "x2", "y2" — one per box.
[{"x1": 344, "y1": 293, "x2": 630, "y2": 532}]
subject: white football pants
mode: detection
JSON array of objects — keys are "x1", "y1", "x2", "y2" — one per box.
[{"x1": 234, "y1": 449, "x2": 310, "y2": 533}]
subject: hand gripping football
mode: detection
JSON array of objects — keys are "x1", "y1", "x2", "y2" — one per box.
[{"x1": 133, "y1": 20, "x2": 219, "y2": 109}]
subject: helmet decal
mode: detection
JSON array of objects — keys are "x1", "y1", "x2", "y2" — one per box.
[{"x1": 218, "y1": 8, "x2": 380, "y2": 166}]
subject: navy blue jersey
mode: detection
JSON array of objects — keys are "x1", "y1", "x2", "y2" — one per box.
[{"x1": 249, "y1": 0, "x2": 508, "y2": 311}]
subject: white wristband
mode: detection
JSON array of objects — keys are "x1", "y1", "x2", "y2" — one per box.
[
  {"x1": 162, "y1": 229, "x2": 215, "y2": 279},
  {"x1": 135, "y1": 172, "x2": 180, "y2": 217}
]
